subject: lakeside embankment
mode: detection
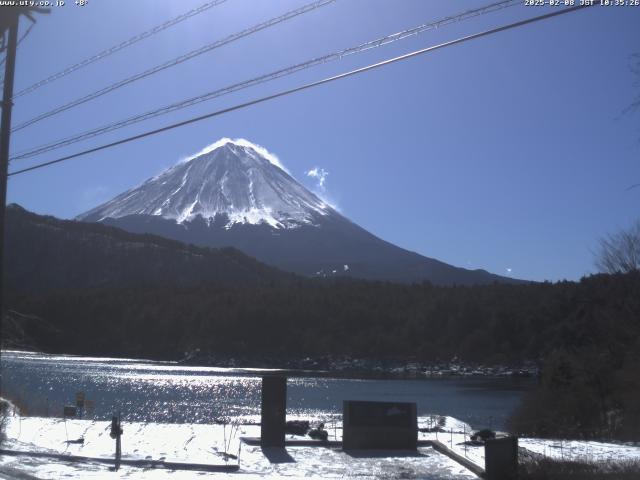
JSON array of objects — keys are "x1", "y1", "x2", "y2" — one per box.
[{"x1": 178, "y1": 351, "x2": 540, "y2": 380}]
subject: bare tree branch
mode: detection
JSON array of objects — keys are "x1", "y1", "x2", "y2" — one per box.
[
  {"x1": 595, "y1": 220, "x2": 640, "y2": 274},
  {"x1": 623, "y1": 52, "x2": 640, "y2": 115}
]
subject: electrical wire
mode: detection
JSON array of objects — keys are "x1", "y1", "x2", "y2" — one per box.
[
  {"x1": 11, "y1": 0, "x2": 519, "y2": 161},
  {"x1": 10, "y1": 0, "x2": 228, "y2": 99},
  {"x1": 7, "y1": 3, "x2": 594, "y2": 178},
  {"x1": 10, "y1": 0, "x2": 336, "y2": 132}
]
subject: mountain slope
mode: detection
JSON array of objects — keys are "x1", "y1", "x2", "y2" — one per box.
[
  {"x1": 78, "y1": 138, "x2": 521, "y2": 286},
  {"x1": 5, "y1": 204, "x2": 290, "y2": 293}
]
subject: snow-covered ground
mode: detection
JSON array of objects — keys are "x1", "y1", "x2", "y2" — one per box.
[
  {"x1": 0, "y1": 414, "x2": 476, "y2": 479},
  {"x1": 2, "y1": 408, "x2": 639, "y2": 479},
  {"x1": 418, "y1": 416, "x2": 640, "y2": 471},
  {"x1": 419, "y1": 416, "x2": 486, "y2": 469},
  {"x1": 519, "y1": 437, "x2": 640, "y2": 464}
]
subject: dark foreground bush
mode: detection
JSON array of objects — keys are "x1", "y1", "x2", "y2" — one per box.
[
  {"x1": 508, "y1": 348, "x2": 640, "y2": 441},
  {"x1": 519, "y1": 457, "x2": 640, "y2": 480}
]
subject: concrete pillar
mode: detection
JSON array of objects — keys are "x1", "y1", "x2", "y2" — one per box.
[
  {"x1": 260, "y1": 375, "x2": 287, "y2": 447},
  {"x1": 485, "y1": 436, "x2": 518, "y2": 480}
]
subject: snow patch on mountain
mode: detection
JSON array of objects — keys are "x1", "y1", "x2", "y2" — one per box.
[
  {"x1": 181, "y1": 137, "x2": 290, "y2": 173},
  {"x1": 77, "y1": 138, "x2": 333, "y2": 230}
]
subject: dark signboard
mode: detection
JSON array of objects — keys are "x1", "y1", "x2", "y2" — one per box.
[
  {"x1": 347, "y1": 401, "x2": 413, "y2": 428},
  {"x1": 63, "y1": 406, "x2": 77, "y2": 418},
  {"x1": 343, "y1": 400, "x2": 417, "y2": 450}
]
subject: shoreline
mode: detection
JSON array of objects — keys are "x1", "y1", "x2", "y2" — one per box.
[{"x1": 1, "y1": 348, "x2": 539, "y2": 381}]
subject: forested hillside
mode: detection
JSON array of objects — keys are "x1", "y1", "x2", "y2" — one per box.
[
  {"x1": 4, "y1": 204, "x2": 291, "y2": 292},
  {"x1": 6, "y1": 272, "x2": 638, "y2": 367}
]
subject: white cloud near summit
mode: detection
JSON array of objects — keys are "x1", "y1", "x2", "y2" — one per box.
[
  {"x1": 305, "y1": 167, "x2": 329, "y2": 189},
  {"x1": 304, "y1": 166, "x2": 341, "y2": 212}
]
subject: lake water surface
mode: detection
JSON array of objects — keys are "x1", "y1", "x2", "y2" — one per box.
[{"x1": 1, "y1": 350, "x2": 532, "y2": 431}]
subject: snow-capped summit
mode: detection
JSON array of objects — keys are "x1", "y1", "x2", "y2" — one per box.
[{"x1": 78, "y1": 138, "x2": 331, "y2": 229}]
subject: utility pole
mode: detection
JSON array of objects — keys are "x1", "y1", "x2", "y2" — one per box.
[
  {"x1": 0, "y1": 11, "x2": 20, "y2": 327},
  {"x1": 0, "y1": 6, "x2": 48, "y2": 325}
]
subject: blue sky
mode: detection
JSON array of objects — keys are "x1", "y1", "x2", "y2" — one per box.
[{"x1": 5, "y1": 0, "x2": 640, "y2": 282}]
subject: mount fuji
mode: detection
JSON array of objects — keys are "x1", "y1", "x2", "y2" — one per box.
[{"x1": 78, "y1": 138, "x2": 517, "y2": 285}]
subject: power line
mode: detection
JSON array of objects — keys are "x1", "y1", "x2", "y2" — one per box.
[
  {"x1": 11, "y1": 0, "x2": 335, "y2": 132},
  {"x1": 8, "y1": 3, "x2": 594, "y2": 178},
  {"x1": 11, "y1": 0, "x2": 519, "y2": 162},
  {"x1": 10, "y1": 0, "x2": 228, "y2": 99}
]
